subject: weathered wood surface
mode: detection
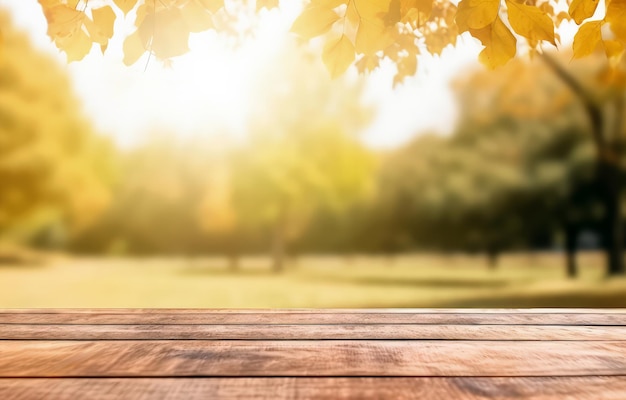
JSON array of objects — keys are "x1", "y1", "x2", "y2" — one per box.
[
  {"x1": 1, "y1": 309, "x2": 625, "y2": 399},
  {"x1": 2, "y1": 377, "x2": 626, "y2": 400},
  {"x1": 2, "y1": 340, "x2": 626, "y2": 377},
  {"x1": 4, "y1": 323, "x2": 626, "y2": 340},
  {"x1": 3, "y1": 311, "x2": 626, "y2": 325}
]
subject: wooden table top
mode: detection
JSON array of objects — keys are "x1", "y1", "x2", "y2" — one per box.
[{"x1": 1, "y1": 308, "x2": 625, "y2": 399}]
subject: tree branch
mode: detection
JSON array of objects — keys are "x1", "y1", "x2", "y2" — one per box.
[{"x1": 538, "y1": 52, "x2": 609, "y2": 161}]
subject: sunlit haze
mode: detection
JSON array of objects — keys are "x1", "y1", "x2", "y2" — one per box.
[
  {"x1": 1, "y1": 0, "x2": 626, "y2": 315},
  {"x1": 0, "y1": 0, "x2": 484, "y2": 148}
]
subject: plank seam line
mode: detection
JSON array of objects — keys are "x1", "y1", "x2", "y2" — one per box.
[
  {"x1": 2, "y1": 322, "x2": 626, "y2": 325},
  {"x1": 2, "y1": 312, "x2": 625, "y2": 316},
  {"x1": 2, "y1": 375, "x2": 626, "y2": 379},
  {"x1": 2, "y1": 339, "x2": 625, "y2": 342}
]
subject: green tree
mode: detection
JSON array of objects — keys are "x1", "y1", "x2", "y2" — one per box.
[
  {"x1": 376, "y1": 56, "x2": 600, "y2": 275},
  {"x1": 76, "y1": 134, "x2": 217, "y2": 255},
  {"x1": 230, "y1": 44, "x2": 374, "y2": 272},
  {"x1": 0, "y1": 11, "x2": 112, "y2": 248},
  {"x1": 29, "y1": 0, "x2": 626, "y2": 275},
  {"x1": 452, "y1": 56, "x2": 598, "y2": 274},
  {"x1": 197, "y1": 141, "x2": 241, "y2": 270}
]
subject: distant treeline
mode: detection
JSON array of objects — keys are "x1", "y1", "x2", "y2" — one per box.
[{"x1": 2, "y1": 11, "x2": 625, "y2": 277}]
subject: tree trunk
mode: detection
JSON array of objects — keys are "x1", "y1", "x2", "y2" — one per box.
[
  {"x1": 290, "y1": 252, "x2": 299, "y2": 268},
  {"x1": 487, "y1": 247, "x2": 499, "y2": 270},
  {"x1": 224, "y1": 234, "x2": 240, "y2": 273},
  {"x1": 601, "y1": 161, "x2": 624, "y2": 276},
  {"x1": 564, "y1": 224, "x2": 578, "y2": 279},
  {"x1": 228, "y1": 246, "x2": 240, "y2": 273},
  {"x1": 272, "y1": 215, "x2": 286, "y2": 274},
  {"x1": 539, "y1": 53, "x2": 624, "y2": 277}
]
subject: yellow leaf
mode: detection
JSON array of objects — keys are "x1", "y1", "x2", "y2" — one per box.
[
  {"x1": 424, "y1": 28, "x2": 454, "y2": 54},
  {"x1": 112, "y1": 0, "x2": 138, "y2": 16},
  {"x1": 400, "y1": 0, "x2": 433, "y2": 26},
  {"x1": 181, "y1": 0, "x2": 214, "y2": 32},
  {"x1": 555, "y1": 11, "x2": 571, "y2": 26},
  {"x1": 198, "y1": 0, "x2": 224, "y2": 13},
  {"x1": 470, "y1": 16, "x2": 517, "y2": 68},
  {"x1": 344, "y1": 0, "x2": 390, "y2": 28},
  {"x1": 123, "y1": 30, "x2": 147, "y2": 66},
  {"x1": 83, "y1": 16, "x2": 108, "y2": 46},
  {"x1": 415, "y1": 0, "x2": 433, "y2": 18},
  {"x1": 41, "y1": 4, "x2": 85, "y2": 38},
  {"x1": 346, "y1": 0, "x2": 360, "y2": 24},
  {"x1": 322, "y1": 34, "x2": 355, "y2": 78},
  {"x1": 355, "y1": 18, "x2": 394, "y2": 54},
  {"x1": 313, "y1": 0, "x2": 347, "y2": 8},
  {"x1": 572, "y1": 20, "x2": 602, "y2": 58},
  {"x1": 506, "y1": 0, "x2": 555, "y2": 45},
  {"x1": 138, "y1": 7, "x2": 190, "y2": 59},
  {"x1": 56, "y1": 29, "x2": 92, "y2": 62},
  {"x1": 455, "y1": 0, "x2": 500, "y2": 32},
  {"x1": 353, "y1": 0, "x2": 392, "y2": 17},
  {"x1": 604, "y1": 39, "x2": 624, "y2": 61},
  {"x1": 399, "y1": 0, "x2": 414, "y2": 12},
  {"x1": 606, "y1": 0, "x2": 626, "y2": 42},
  {"x1": 351, "y1": 0, "x2": 393, "y2": 28},
  {"x1": 568, "y1": 0, "x2": 599, "y2": 25},
  {"x1": 92, "y1": 6, "x2": 116, "y2": 39},
  {"x1": 38, "y1": 0, "x2": 60, "y2": 8},
  {"x1": 355, "y1": 54, "x2": 380, "y2": 72},
  {"x1": 539, "y1": 2, "x2": 554, "y2": 16},
  {"x1": 393, "y1": 53, "x2": 417, "y2": 86},
  {"x1": 290, "y1": 5, "x2": 340, "y2": 39}
]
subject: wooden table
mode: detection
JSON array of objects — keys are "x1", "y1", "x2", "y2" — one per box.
[{"x1": 0, "y1": 309, "x2": 625, "y2": 399}]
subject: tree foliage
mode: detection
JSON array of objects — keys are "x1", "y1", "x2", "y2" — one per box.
[
  {"x1": 372, "y1": 54, "x2": 599, "y2": 268},
  {"x1": 28, "y1": 0, "x2": 626, "y2": 82},
  {"x1": 0, "y1": 11, "x2": 113, "y2": 244},
  {"x1": 229, "y1": 44, "x2": 374, "y2": 270}
]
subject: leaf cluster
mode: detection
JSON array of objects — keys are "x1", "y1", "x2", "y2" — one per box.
[{"x1": 32, "y1": 0, "x2": 626, "y2": 82}]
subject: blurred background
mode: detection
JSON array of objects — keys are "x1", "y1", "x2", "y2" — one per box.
[{"x1": 0, "y1": 2, "x2": 625, "y2": 308}]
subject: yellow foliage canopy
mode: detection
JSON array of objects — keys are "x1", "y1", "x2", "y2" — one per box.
[{"x1": 32, "y1": 0, "x2": 626, "y2": 81}]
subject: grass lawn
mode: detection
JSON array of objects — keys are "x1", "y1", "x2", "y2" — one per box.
[{"x1": 1, "y1": 252, "x2": 626, "y2": 308}]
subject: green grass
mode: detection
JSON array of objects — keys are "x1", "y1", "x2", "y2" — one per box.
[{"x1": 1, "y1": 252, "x2": 626, "y2": 308}]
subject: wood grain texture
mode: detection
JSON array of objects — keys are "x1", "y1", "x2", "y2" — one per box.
[
  {"x1": 3, "y1": 308, "x2": 625, "y2": 314},
  {"x1": 3, "y1": 312, "x2": 626, "y2": 325},
  {"x1": 2, "y1": 309, "x2": 624, "y2": 398},
  {"x1": 1, "y1": 340, "x2": 625, "y2": 377},
  {"x1": 2, "y1": 377, "x2": 626, "y2": 400},
  {"x1": 3, "y1": 323, "x2": 626, "y2": 340}
]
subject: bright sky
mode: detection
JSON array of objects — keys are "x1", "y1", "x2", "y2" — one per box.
[{"x1": 0, "y1": 0, "x2": 486, "y2": 148}]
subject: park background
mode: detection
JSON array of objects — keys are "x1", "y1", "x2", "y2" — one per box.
[{"x1": 1, "y1": 0, "x2": 625, "y2": 308}]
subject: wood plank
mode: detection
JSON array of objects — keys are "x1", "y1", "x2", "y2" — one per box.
[
  {"x1": 3, "y1": 308, "x2": 626, "y2": 314},
  {"x1": 2, "y1": 323, "x2": 626, "y2": 340},
  {"x1": 2, "y1": 377, "x2": 626, "y2": 400},
  {"x1": 3, "y1": 312, "x2": 626, "y2": 325},
  {"x1": 1, "y1": 340, "x2": 625, "y2": 377}
]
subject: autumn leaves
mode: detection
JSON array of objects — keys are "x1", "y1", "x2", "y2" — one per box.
[
  {"x1": 293, "y1": 0, "x2": 626, "y2": 75},
  {"x1": 38, "y1": 0, "x2": 228, "y2": 65},
  {"x1": 292, "y1": 1, "x2": 398, "y2": 79},
  {"x1": 40, "y1": 0, "x2": 116, "y2": 61},
  {"x1": 571, "y1": 0, "x2": 625, "y2": 64},
  {"x1": 455, "y1": 0, "x2": 557, "y2": 68},
  {"x1": 36, "y1": 0, "x2": 626, "y2": 78},
  {"x1": 291, "y1": 0, "x2": 454, "y2": 83}
]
